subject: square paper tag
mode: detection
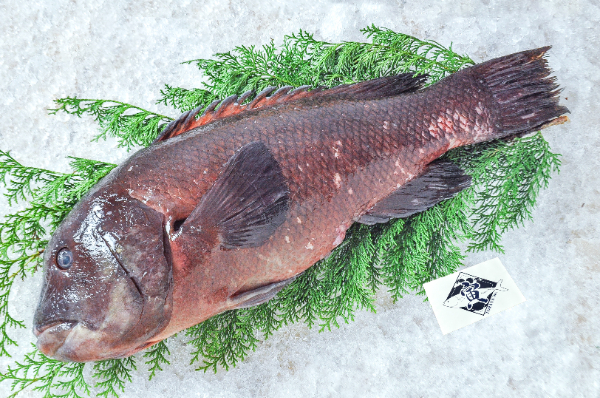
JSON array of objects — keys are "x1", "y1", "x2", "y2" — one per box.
[{"x1": 423, "y1": 258, "x2": 525, "y2": 334}]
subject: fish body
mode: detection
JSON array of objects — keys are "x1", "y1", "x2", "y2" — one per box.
[{"x1": 33, "y1": 48, "x2": 567, "y2": 362}]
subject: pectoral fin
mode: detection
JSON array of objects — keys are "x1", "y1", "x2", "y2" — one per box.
[
  {"x1": 228, "y1": 275, "x2": 297, "y2": 309},
  {"x1": 358, "y1": 160, "x2": 471, "y2": 225},
  {"x1": 179, "y1": 141, "x2": 290, "y2": 250}
]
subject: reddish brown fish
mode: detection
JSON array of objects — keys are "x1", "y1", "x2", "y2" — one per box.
[{"x1": 33, "y1": 48, "x2": 567, "y2": 362}]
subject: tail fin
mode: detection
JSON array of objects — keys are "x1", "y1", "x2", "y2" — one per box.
[
  {"x1": 468, "y1": 46, "x2": 569, "y2": 137},
  {"x1": 494, "y1": 279, "x2": 508, "y2": 292}
]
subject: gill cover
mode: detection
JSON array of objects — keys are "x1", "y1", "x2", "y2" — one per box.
[{"x1": 34, "y1": 186, "x2": 172, "y2": 362}]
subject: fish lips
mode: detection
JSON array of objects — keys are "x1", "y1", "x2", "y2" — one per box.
[
  {"x1": 34, "y1": 320, "x2": 78, "y2": 360},
  {"x1": 34, "y1": 320, "x2": 139, "y2": 362}
]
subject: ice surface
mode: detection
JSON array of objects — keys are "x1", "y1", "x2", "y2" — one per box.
[{"x1": 1, "y1": 0, "x2": 599, "y2": 397}]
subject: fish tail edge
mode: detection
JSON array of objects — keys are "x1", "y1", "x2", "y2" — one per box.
[{"x1": 470, "y1": 46, "x2": 569, "y2": 138}]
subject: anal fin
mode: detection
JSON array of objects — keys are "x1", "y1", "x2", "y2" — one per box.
[{"x1": 358, "y1": 160, "x2": 471, "y2": 225}]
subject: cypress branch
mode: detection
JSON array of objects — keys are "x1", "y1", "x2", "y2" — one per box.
[
  {"x1": 0, "y1": 345, "x2": 89, "y2": 398},
  {"x1": 93, "y1": 358, "x2": 136, "y2": 398},
  {"x1": 170, "y1": 26, "x2": 474, "y2": 114},
  {"x1": 49, "y1": 98, "x2": 173, "y2": 150},
  {"x1": 156, "y1": 85, "x2": 217, "y2": 113},
  {"x1": 447, "y1": 133, "x2": 561, "y2": 253},
  {"x1": 143, "y1": 340, "x2": 171, "y2": 381}
]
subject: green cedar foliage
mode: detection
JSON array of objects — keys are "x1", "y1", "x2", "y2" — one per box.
[
  {"x1": 0, "y1": 27, "x2": 561, "y2": 397},
  {"x1": 93, "y1": 358, "x2": 137, "y2": 398},
  {"x1": 48, "y1": 99, "x2": 173, "y2": 151},
  {"x1": 0, "y1": 345, "x2": 88, "y2": 398}
]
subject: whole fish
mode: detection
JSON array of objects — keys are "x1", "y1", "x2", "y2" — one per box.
[{"x1": 33, "y1": 47, "x2": 567, "y2": 362}]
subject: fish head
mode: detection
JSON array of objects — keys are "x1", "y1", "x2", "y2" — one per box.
[
  {"x1": 33, "y1": 188, "x2": 172, "y2": 362},
  {"x1": 443, "y1": 294, "x2": 468, "y2": 308}
]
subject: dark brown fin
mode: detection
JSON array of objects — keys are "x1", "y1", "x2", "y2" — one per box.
[
  {"x1": 466, "y1": 46, "x2": 569, "y2": 137},
  {"x1": 179, "y1": 141, "x2": 290, "y2": 250},
  {"x1": 228, "y1": 275, "x2": 297, "y2": 309},
  {"x1": 154, "y1": 73, "x2": 428, "y2": 143},
  {"x1": 357, "y1": 160, "x2": 471, "y2": 225}
]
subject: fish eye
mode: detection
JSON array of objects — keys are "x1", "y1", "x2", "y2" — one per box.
[{"x1": 56, "y1": 248, "x2": 73, "y2": 270}]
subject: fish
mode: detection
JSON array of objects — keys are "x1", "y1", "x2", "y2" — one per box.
[
  {"x1": 443, "y1": 279, "x2": 508, "y2": 310},
  {"x1": 33, "y1": 47, "x2": 568, "y2": 362}
]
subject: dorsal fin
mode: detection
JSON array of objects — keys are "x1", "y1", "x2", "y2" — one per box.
[{"x1": 153, "y1": 73, "x2": 427, "y2": 143}]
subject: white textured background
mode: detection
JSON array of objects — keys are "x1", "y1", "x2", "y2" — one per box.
[{"x1": 1, "y1": 1, "x2": 598, "y2": 397}]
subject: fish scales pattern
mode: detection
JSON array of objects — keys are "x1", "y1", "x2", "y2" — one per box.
[
  {"x1": 137, "y1": 78, "x2": 486, "y2": 301},
  {"x1": 127, "y1": 73, "x2": 492, "y2": 251}
]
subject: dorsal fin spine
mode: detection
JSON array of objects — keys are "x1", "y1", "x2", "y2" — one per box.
[
  {"x1": 203, "y1": 99, "x2": 221, "y2": 115},
  {"x1": 248, "y1": 87, "x2": 277, "y2": 109},
  {"x1": 214, "y1": 95, "x2": 238, "y2": 117},
  {"x1": 270, "y1": 86, "x2": 293, "y2": 102},
  {"x1": 238, "y1": 90, "x2": 254, "y2": 104}
]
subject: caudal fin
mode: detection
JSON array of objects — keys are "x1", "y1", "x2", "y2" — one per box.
[{"x1": 468, "y1": 46, "x2": 569, "y2": 137}]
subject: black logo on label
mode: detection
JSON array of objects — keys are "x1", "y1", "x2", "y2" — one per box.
[{"x1": 443, "y1": 272, "x2": 508, "y2": 316}]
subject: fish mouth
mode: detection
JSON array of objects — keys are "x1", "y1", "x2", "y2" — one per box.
[
  {"x1": 34, "y1": 321, "x2": 77, "y2": 358},
  {"x1": 34, "y1": 320, "x2": 77, "y2": 337}
]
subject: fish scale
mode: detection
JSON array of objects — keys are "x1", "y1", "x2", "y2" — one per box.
[{"x1": 33, "y1": 47, "x2": 568, "y2": 362}]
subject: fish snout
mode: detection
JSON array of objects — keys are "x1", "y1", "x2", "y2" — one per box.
[{"x1": 34, "y1": 321, "x2": 77, "y2": 359}]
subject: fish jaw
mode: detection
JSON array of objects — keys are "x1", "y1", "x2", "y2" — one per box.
[
  {"x1": 34, "y1": 321, "x2": 77, "y2": 360},
  {"x1": 35, "y1": 321, "x2": 137, "y2": 362}
]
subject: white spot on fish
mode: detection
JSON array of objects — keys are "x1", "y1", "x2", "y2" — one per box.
[
  {"x1": 348, "y1": 188, "x2": 353, "y2": 195},
  {"x1": 437, "y1": 115, "x2": 454, "y2": 133},
  {"x1": 334, "y1": 173, "x2": 342, "y2": 188},
  {"x1": 336, "y1": 140, "x2": 342, "y2": 146},
  {"x1": 128, "y1": 166, "x2": 133, "y2": 172},
  {"x1": 476, "y1": 104, "x2": 484, "y2": 115},
  {"x1": 92, "y1": 205, "x2": 103, "y2": 219},
  {"x1": 333, "y1": 223, "x2": 350, "y2": 247},
  {"x1": 285, "y1": 236, "x2": 290, "y2": 243},
  {"x1": 298, "y1": 165, "x2": 303, "y2": 172},
  {"x1": 332, "y1": 146, "x2": 340, "y2": 158},
  {"x1": 305, "y1": 242, "x2": 314, "y2": 250},
  {"x1": 453, "y1": 110, "x2": 470, "y2": 133},
  {"x1": 296, "y1": 217, "x2": 302, "y2": 224},
  {"x1": 383, "y1": 121, "x2": 390, "y2": 130},
  {"x1": 333, "y1": 233, "x2": 344, "y2": 247},
  {"x1": 394, "y1": 159, "x2": 411, "y2": 177}
]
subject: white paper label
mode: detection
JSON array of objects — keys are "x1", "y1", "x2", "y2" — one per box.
[{"x1": 423, "y1": 258, "x2": 525, "y2": 334}]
